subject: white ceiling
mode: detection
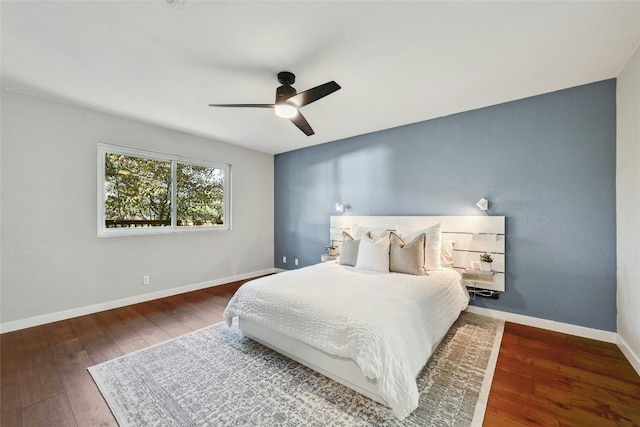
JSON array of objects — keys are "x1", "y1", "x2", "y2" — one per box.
[{"x1": 2, "y1": 1, "x2": 639, "y2": 155}]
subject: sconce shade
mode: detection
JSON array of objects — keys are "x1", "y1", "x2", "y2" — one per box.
[
  {"x1": 335, "y1": 203, "x2": 345, "y2": 213},
  {"x1": 476, "y1": 198, "x2": 489, "y2": 214}
]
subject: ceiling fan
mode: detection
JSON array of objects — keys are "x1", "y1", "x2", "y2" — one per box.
[{"x1": 209, "y1": 71, "x2": 341, "y2": 136}]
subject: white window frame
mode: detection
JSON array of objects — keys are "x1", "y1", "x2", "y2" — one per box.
[{"x1": 98, "y1": 143, "x2": 231, "y2": 237}]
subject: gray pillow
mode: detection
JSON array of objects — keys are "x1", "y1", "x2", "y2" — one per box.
[
  {"x1": 389, "y1": 232, "x2": 426, "y2": 276},
  {"x1": 338, "y1": 231, "x2": 360, "y2": 266}
]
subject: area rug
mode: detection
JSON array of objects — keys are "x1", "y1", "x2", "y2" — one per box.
[{"x1": 89, "y1": 312, "x2": 504, "y2": 426}]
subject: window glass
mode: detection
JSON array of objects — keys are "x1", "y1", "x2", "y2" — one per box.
[
  {"x1": 177, "y1": 163, "x2": 225, "y2": 227},
  {"x1": 104, "y1": 153, "x2": 172, "y2": 229},
  {"x1": 98, "y1": 144, "x2": 230, "y2": 236}
]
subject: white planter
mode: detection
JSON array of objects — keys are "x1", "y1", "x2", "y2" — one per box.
[
  {"x1": 480, "y1": 261, "x2": 492, "y2": 271},
  {"x1": 328, "y1": 249, "x2": 338, "y2": 256}
]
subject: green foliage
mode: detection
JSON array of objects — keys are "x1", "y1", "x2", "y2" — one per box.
[
  {"x1": 326, "y1": 239, "x2": 338, "y2": 250},
  {"x1": 480, "y1": 252, "x2": 493, "y2": 263},
  {"x1": 104, "y1": 154, "x2": 224, "y2": 228},
  {"x1": 105, "y1": 154, "x2": 171, "y2": 225},
  {"x1": 177, "y1": 163, "x2": 224, "y2": 226}
]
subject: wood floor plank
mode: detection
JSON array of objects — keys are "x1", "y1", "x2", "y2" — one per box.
[
  {"x1": 487, "y1": 376, "x2": 618, "y2": 427},
  {"x1": 132, "y1": 299, "x2": 194, "y2": 338},
  {"x1": 506, "y1": 322, "x2": 622, "y2": 357},
  {"x1": 12, "y1": 325, "x2": 49, "y2": 353},
  {"x1": 201, "y1": 281, "x2": 245, "y2": 307},
  {"x1": 147, "y1": 296, "x2": 214, "y2": 331},
  {"x1": 483, "y1": 390, "x2": 562, "y2": 426},
  {"x1": 92, "y1": 309, "x2": 150, "y2": 355},
  {"x1": 111, "y1": 305, "x2": 174, "y2": 346},
  {"x1": 492, "y1": 366, "x2": 535, "y2": 394},
  {"x1": 75, "y1": 329, "x2": 125, "y2": 366},
  {"x1": 534, "y1": 380, "x2": 640, "y2": 426},
  {"x1": 0, "y1": 377, "x2": 22, "y2": 427},
  {"x1": 528, "y1": 357, "x2": 640, "y2": 409},
  {"x1": 507, "y1": 326, "x2": 637, "y2": 379},
  {"x1": 56, "y1": 350, "x2": 117, "y2": 427},
  {"x1": 17, "y1": 346, "x2": 66, "y2": 408},
  {"x1": 497, "y1": 350, "x2": 640, "y2": 398},
  {"x1": 68, "y1": 314, "x2": 106, "y2": 341},
  {"x1": 178, "y1": 289, "x2": 229, "y2": 322},
  {"x1": 1, "y1": 332, "x2": 22, "y2": 427},
  {"x1": 2, "y1": 276, "x2": 638, "y2": 427},
  {"x1": 485, "y1": 323, "x2": 640, "y2": 427},
  {"x1": 21, "y1": 393, "x2": 77, "y2": 427}
]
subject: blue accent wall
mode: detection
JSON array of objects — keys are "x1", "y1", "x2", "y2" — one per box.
[{"x1": 274, "y1": 80, "x2": 617, "y2": 332}]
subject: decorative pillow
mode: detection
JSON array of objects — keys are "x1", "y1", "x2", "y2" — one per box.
[
  {"x1": 355, "y1": 233, "x2": 390, "y2": 273},
  {"x1": 389, "y1": 232, "x2": 426, "y2": 276},
  {"x1": 350, "y1": 223, "x2": 389, "y2": 240},
  {"x1": 441, "y1": 239, "x2": 456, "y2": 268},
  {"x1": 338, "y1": 231, "x2": 360, "y2": 267},
  {"x1": 395, "y1": 223, "x2": 442, "y2": 271}
]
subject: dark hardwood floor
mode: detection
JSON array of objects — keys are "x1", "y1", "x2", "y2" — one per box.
[
  {"x1": 2, "y1": 278, "x2": 639, "y2": 426},
  {"x1": 484, "y1": 323, "x2": 640, "y2": 427}
]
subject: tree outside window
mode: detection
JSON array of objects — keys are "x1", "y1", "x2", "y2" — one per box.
[
  {"x1": 177, "y1": 163, "x2": 225, "y2": 226},
  {"x1": 99, "y1": 144, "x2": 230, "y2": 236}
]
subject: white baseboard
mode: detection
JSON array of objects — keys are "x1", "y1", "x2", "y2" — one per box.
[
  {"x1": 465, "y1": 305, "x2": 618, "y2": 343},
  {"x1": 0, "y1": 268, "x2": 277, "y2": 334},
  {"x1": 617, "y1": 334, "x2": 640, "y2": 376}
]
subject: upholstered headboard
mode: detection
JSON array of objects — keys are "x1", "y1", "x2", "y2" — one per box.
[{"x1": 330, "y1": 215, "x2": 506, "y2": 292}]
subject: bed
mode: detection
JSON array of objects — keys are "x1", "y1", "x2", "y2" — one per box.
[{"x1": 224, "y1": 215, "x2": 505, "y2": 419}]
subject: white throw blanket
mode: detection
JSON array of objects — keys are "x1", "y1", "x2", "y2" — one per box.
[{"x1": 224, "y1": 262, "x2": 469, "y2": 419}]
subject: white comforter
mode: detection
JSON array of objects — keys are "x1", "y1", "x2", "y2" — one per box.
[{"x1": 223, "y1": 262, "x2": 470, "y2": 419}]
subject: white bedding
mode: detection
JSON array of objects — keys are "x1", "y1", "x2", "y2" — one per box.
[{"x1": 223, "y1": 262, "x2": 470, "y2": 419}]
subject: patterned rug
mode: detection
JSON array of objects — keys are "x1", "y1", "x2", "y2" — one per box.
[{"x1": 89, "y1": 312, "x2": 503, "y2": 426}]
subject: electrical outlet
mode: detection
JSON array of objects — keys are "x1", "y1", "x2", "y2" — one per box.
[
  {"x1": 283, "y1": 256, "x2": 287, "y2": 263},
  {"x1": 294, "y1": 258, "x2": 299, "y2": 266},
  {"x1": 142, "y1": 275, "x2": 150, "y2": 285}
]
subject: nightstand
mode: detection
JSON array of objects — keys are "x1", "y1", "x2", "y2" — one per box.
[{"x1": 321, "y1": 254, "x2": 339, "y2": 262}]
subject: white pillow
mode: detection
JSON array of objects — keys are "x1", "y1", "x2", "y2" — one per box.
[
  {"x1": 350, "y1": 223, "x2": 389, "y2": 240},
  {"x1": 395, "y1": 223, "x2": 442, "y2": 271},
  {"x1": 441, "y1": 239, "x2": 456, "y2": 268},
  {"x1": 338, "y1": 232, "x2": 360, "y2": 267},
  {"x1": 355, "y1": 233, "x2": 390, "y2": 273}
]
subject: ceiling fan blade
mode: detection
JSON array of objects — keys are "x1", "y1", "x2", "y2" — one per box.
[
  {"x1": 290, "y1": 112, "x2": 314, "y2": 136},
  {"x1": 288, "y1": 81, "x2": 341, "y2": 107},
  {"x1": 208, "y1": 104, "x2": 275, "y2": 108}
]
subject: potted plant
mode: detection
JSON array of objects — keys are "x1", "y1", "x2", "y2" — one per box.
[
  {"x1": 479, "y1": 253, "x2": 493, "y2": 271},
  {"x1": 326, "y1": 239, "x2": 339, "y2": 256}
]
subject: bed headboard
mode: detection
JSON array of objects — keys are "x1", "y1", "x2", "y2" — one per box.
[{"x1": 330, "y1": 215, "x2": 506, "y2": 292}]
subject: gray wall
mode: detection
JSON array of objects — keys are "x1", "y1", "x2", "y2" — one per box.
[
  {"x1": 1, "y1": 90, "x2": 274, "y2": 326},
  {"x1": 274, "y1": 80, "x2": 617, "y2": 332}
]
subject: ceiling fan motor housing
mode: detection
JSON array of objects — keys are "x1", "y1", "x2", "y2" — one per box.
[
  {"x1": 276, "y1": 72, "x2": 297, "y2": 104},
  {"x1": 276, "y1": 85, "x2": 297, "y2": 104},
  {"x1": 277, "y1": 71, "x2": 295, "y2": 85}
]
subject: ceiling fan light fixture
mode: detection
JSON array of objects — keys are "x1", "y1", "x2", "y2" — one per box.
[
  {"x1": 208, "y1": 71, "x2": 340, "y2": 136},
  {"x1": 274, "y1": 103, "x2": 298, "y2": 119}
]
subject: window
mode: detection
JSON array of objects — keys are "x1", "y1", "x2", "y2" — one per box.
[{"x1": 98, "y1": 144, "x2": 230, "y2": 236}]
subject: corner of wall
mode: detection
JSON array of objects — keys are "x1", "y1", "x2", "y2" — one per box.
[
  {"x1": 617, "y1": 334, "x2": 640, "y2": 376},
  {"x1": 616, "y1": 42, "x2": 640, "y2": 375}
]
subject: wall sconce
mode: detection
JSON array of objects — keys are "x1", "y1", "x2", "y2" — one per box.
[
  {"x1": 335, "y1": 203, "x2": 349, "y2": 214},
  {"x1": 476, "y1": 198, "x2": 489, "y2": 216}
]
